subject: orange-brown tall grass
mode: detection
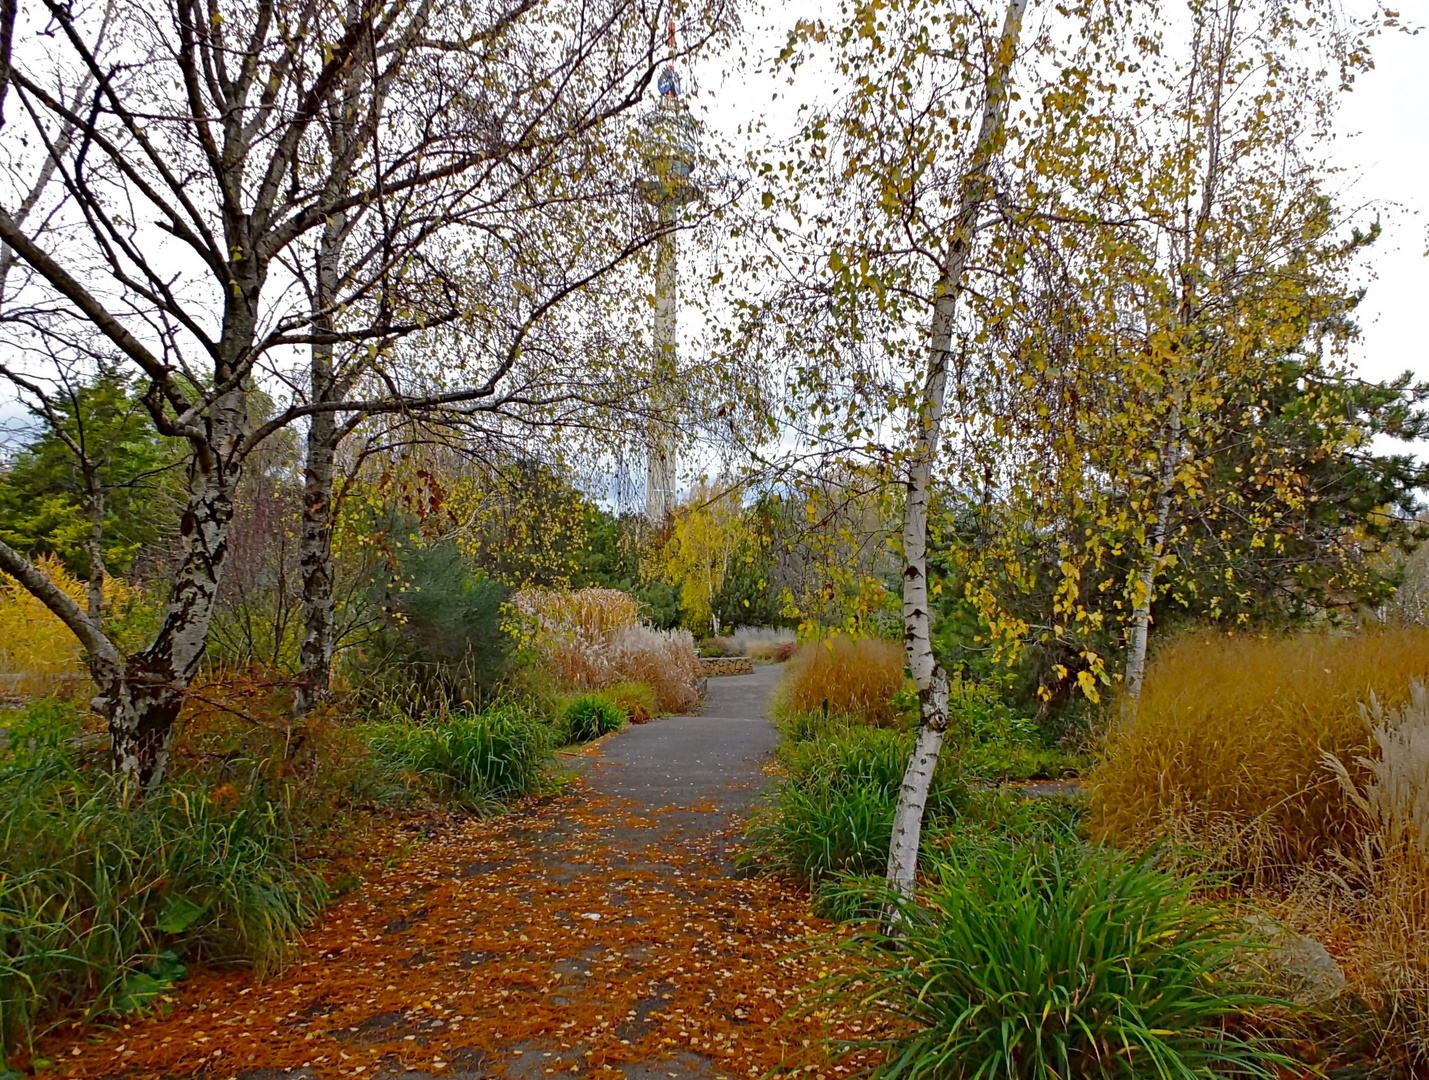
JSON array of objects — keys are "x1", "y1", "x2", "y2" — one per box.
[
  {"x1": 1088, "y1": 627, "x2": 1429, "y2": 875},
  {"x1": 777, "y1": 635, "x2": 906, "y2": 726}
]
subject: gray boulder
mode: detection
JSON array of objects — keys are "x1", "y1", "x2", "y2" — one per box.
[{"x1": 1241, "y1": 914, "x2": 1349, "y2": 1009}]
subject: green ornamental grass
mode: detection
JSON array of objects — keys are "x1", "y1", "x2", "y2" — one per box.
[
  {"x1": 0, "y1": 703, "x2": 324, "y2": 1055},
  {"x1": 366, "y1": 705, "x2": 553, "y2": 808},
  {"x1": 560, "y1": 693, "x2": 628, "y2": 744},
  {"x1": 828, "y1": 838, "x2": 1288, "y2": 1080},
  {"x1": 745, "y1": 726, "x2": 965, "y2": 884}
]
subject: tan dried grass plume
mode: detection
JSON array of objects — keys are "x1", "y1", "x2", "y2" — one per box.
[
  {"x1": 1088, "y1": 628, "x2": 1429, "y2": 873},
  {"x1": 778, "y1": 635, "x2": 906, "y2": 726},
  {"x1": 509, "y1": 588, "x2": 700, "y2": 714},
  {"x1": 1324, "y1": 682, "x2": 1429, "y2": 1064}
]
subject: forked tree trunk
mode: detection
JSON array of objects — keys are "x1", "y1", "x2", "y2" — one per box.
[
  {"x1": 885, "y1": 0, "x2": 1027, "y2": 898},
  {"x1": 0, "y1": 389, "x2": 245, "y2": 788},
  {"x1": 99, "y1": 392, "x2": 245, "y2": 784}
]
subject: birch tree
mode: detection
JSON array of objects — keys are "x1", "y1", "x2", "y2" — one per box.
[
  {"x1": 881, "y1": 0, "x2": 1026, "y2": 893},
  {"x1": 731, "y1": 0, "x2": 1074, "y2": 893},
  {"x1": 949, "y1": 0, "x2": 1394, "y2": 716}
]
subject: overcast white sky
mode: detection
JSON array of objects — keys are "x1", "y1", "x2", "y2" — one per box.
[
  {"x1": 1333, "y1": 15, "x2": 1428, "y2": 389},
  {"x1": 3, "y1": 3, "x2": 1425, "y2": 452},
  {"x1": 699, "y1": 1, "x2": 1428, "y2": 383}
]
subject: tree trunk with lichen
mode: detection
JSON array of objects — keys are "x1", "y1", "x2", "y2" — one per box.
[{"x1": 99, "y1": 388, "x2": 244, "y2": 785}]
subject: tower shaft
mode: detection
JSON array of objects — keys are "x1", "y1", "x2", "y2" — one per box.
[{"x1": 646, "y1": 201, "x2": 678, "y2": 525}]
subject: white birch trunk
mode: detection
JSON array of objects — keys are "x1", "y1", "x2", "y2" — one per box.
[
  {"x1": 886, "y1": 0, "x2": 1027, "y2": 898},
  {"x1": 1121, "y1": 385, "x2": 1185, "y2": 724}
]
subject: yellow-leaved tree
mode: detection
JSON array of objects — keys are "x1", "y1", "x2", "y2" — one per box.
[{"x1": 658, "y1": 483, "x2": 749, "y2": 637}]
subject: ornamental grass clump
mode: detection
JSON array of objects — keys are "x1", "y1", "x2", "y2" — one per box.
[
  {"x1": 725, "y1": 626, "x2": 797, "y2": 661},
  {"x1": 508, "y1": 588, "x2": 701, "y2": 713},
  {"x1": 1089, "y1": 628, "x2": 1429, "y2": 877},
  {"x1": 606, "y1": 680, "x2": 659, "y2": 723},
  {"x1": 561, "y1": 693, "x2": 627, "y2": 744},
  {"x1": 745, "y1": 726, "x2": 965, "y2": 883},
  {"x1": 508, "y1": 587, "x2": 642, "y2": 688},
  {"x1": 1324, "y1": 681, "x2": 1429, "y2": 1067},
  {"x1": 825, "y1": 837, "x2": 1289, "y2": 1080},
  {"x1": 366, "y1": 706, "x2": 553, "y2": 809},
  {"x1": 606, "y1": 625, "x2": 701, "y2": 713},
  {"x1": 0, "y1": 702, "x2": 324, "y2": 1056},
  {"x1": 777, "y1": 635, "x2": 906, "y2": 726}
]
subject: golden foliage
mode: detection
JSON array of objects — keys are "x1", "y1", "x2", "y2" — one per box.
[
  {"x1": 777, "y1": 635, "x2": 905, "y2": 727},
  {"x1": 1088, "y1": 628, "x2": 1429, "y2": 874},
  {"x1": 0, "y1": 555, "x2": 135, "y2": 697},
  {"x1": 658, "y1": 484, "x2": 748, "y2": 637}
]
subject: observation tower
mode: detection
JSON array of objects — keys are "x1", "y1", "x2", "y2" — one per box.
[{"x1": 636, "y1": 23, "x2": 701, "y2": 526}]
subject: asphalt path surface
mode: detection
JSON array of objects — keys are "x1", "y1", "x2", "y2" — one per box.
[{"x1": 54, "y1": 665, "x2": 822, "y2": 1080}]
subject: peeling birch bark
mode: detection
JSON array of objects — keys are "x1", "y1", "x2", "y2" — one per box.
[{"x1": 98, "y1": 386, "x2": 246, "y2": 786}]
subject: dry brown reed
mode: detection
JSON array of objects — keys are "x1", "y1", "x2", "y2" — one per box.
[
  {"x1": 607, "y1": 627, "x2": 701, "y2": 714},
  {"x1": 1088, "y1": 628, "x2": 1429, "y2": 875},
  {"x1": 1324, "y1": 683, "x2": 1429, "y2": 1064},
  {"x1": 508, "y1": 588, "x2": 701, "y2": 714},
  {"x1": 777, "y1": 635, "x2": 906, "y2": 726},
  {"x1": 726, "y1": 627, "x2": 796, "y2": 661}
]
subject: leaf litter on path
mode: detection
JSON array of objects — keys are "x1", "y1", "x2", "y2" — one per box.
[{"x1": 46, "y1": 754, "x2": 859, "y2": 1080}]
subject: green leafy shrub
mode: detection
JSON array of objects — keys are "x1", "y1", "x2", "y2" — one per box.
[
  {"x1": 0, "y1": 702, "x2": 324, "y2": 1056},
  {"x1": 746, "y1": 726, "x2": 965, "y2": 883},
  {"x1": 827, "y1": 837, "x2": 1288, "y2": 1080},
  {"x1": 352, "y1": 536, "x2": 510, "y2": 715},
  {"x1": 366, "y1": 706, "x2": 553, "y2": 808},
  {"x1": 945, "y1": 674, "x2": 1080, "y2": 781},
  {"x1": 561, "y1": 692, "x2": 628, "y2": 743}
]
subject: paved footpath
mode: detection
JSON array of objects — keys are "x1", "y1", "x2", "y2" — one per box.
[{"x1": 54, "y1": 667, "x2": 837, "y2": 1080}]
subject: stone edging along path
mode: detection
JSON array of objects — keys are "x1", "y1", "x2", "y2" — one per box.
[
  {"x1": 49, "y1": 666, "x2": 863, "y2": 1080},
  {"x1": 695, "y1": 658, "x2": 754, "y2": 677}
]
